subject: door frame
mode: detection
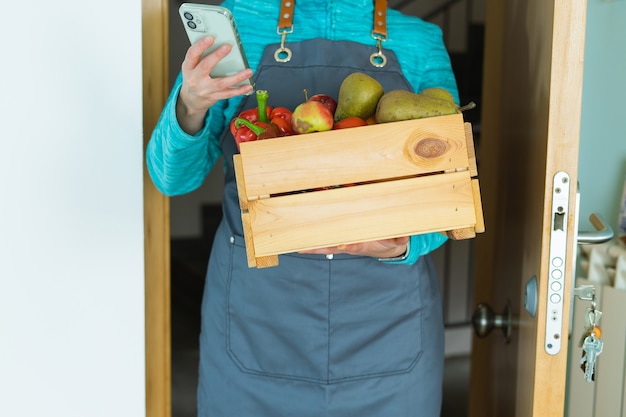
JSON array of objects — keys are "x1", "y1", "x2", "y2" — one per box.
[{"x1": 142, "y1": 0, "x2": 171, "y2": 416}]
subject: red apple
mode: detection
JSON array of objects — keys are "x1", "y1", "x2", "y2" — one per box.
[
  {"x1": 291, "y1": 101, "x2": 334, "y2": 134},
  {"x1": 309, "y1": 94, "x2": 337, "y2": 116}
]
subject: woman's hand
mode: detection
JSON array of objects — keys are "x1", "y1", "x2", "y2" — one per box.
[
  {"x1": 299, "y1": 236, "x2": 410, "y2": 259},
  {"x1": 176, "y1": 36, "x2": 254, "y2": 135}
]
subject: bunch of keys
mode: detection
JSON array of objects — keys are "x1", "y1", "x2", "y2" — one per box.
[{"x1": 574, "y1": 285, "x2": 604, "y2": 382}]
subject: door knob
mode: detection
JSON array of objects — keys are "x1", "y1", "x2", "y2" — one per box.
[
  {"x1": 578, "y1": 213, "x2": 614, "y2": 245},
  {"x1": 471, "y1": 300, "x2": 512, "y2": 343}
]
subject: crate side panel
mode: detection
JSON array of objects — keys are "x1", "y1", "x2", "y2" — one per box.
[
  {"x1": 248, "y1": 171, "x2": 476, "y2": 256},
  {"x1": 240, "y1": 114, "x2": 468, "y2": 197}
]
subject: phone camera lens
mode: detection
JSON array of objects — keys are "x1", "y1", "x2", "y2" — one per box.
[
  {"x1": 183, "y1": 12, "x2": 193, "y2": 20},
  {"x1": 186, "y1": 20, "x2": 197, "y2": 30}
]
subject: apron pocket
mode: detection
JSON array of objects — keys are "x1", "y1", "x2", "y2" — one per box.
[
  {"x1": 327, "y1": 260, "x2": 425, "y2": 382},
  {"x1": 227, "y1": 241, "x2": 330, "y2": 383},
  {"x1": 226, "y1": 239, "x2": 425, "y2": 384}
]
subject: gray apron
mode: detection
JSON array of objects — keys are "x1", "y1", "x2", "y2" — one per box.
[{"x1": 198, "y1": 39, "x2": 445, "y2": 417}]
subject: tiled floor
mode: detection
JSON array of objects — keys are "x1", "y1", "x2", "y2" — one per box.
[{"x1": 170, "y1": 238, "x2": 470, "y2": 417}]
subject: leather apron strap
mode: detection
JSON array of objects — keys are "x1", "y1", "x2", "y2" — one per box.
[{"x1": 274, "y1": 0, "x2": 389, "y2": 67}]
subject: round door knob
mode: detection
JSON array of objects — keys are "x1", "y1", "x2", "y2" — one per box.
[{"x1": 471, "y1": 301, "x2": 512, "y2": 343}]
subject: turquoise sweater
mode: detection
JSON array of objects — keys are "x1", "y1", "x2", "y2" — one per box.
[{"x1": 147, "y1": 0, "x2": 457, "y2": 258}]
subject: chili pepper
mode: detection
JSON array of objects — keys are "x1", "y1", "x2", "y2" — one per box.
[{"x1": 229, "y1": 90, "x2": 272, "y2": 136}]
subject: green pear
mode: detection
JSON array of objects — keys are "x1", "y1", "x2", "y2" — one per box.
[
  {"x1": 334, "y1": 72, "x2": 384, "y2": 122},
  {"x1": 375, "y1": 89, "x2": 459, "y2": 123},
  {"x1": 419, "y1": 87, "x2": 455, "y2": 103}
]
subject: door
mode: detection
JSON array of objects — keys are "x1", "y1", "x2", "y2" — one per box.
[{"x1": 468, "y1": 0, "x2": 587, "y2": 416}]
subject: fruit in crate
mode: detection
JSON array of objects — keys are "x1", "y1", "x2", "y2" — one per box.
[
  {"x1": 332, "y1": 116, "x2": 368, "y2": 130},
  {"x1": 334, "y1": 72, "x2": 384, "y2": 122},
  {"x1": 291, "y1": 100, "x2": 334, "y2": 134},
  {"x1": 309, "y1": 94, "x2": 337, "y2": 115},
  {"x1": 419, "y1": 87, "x2": 456, "y2": 103},
  {"x1": 375, "y1": 89, "x2": 460, "y2": 123}
]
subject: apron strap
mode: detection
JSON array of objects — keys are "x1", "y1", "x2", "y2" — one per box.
[
  {"x1": 274, "y1": 0, "x2": 389, "y2": 67},
  {"x1": 278, "y1": 0, "x2": 294, "y2": 31},
  {"x1": 373, "y1": 0, "x2": 388, "y2": 39},
  {"x1": 274, "y1": 1, "x2": 295, "y2": 62}
]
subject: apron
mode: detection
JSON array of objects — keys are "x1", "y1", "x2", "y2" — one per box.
[{"x1": 197, "y1": 37, "x2": 445, "y2": 417}]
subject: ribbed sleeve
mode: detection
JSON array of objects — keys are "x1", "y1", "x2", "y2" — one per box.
[{"x1": 146, "y1": 74, "x2": 227, "y2": 196}]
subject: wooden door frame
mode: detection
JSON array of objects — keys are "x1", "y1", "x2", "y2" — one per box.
[{"x1": 142, "y1": 0, "x2": 171, "y2": 416}]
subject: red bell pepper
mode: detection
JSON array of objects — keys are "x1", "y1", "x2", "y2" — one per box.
[
  {"x1": 269, "y1": 106, "x2": 294, "y2": 135},
  {"x1": 229, "y1": 90, "x2": 272, "y2": 136},
  {"x1": 233, "y1": 118, "x2": 268, "y2": 149},
  {"x1": 233, "y1": 117, "x2": 288, "y2": 150}
]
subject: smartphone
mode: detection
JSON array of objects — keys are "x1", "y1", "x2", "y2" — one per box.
[{"x1": 179, "y1": 3, "x2": 253, "y2": 91}]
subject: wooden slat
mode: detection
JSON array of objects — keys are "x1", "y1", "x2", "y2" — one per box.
[
  {"x1": 471, "y1": 178, "x2": 485, "y2": 233},
  {"x1": 464, "y1": 122, "x2": 478, "y2": 177},
  {"x1": 248, "y1": 171, "x2": 476, "y2": 257},
  {"x1": 255, "y1": 255, "x2": 280, "y2": 268},
  {"x1": 447, "y1": 227, "x2": 477, "y2": 240},
  {"x1": 239, "y1": 113, "x2": 468, "y2": 196},
  {"x1": 240, "y1": 212, "x2": 257, "y2": 268},
  {"x1": 233, "y1": 154, "x2": 249, "y2": 210}
]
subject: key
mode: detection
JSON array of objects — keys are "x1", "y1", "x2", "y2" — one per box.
[
  {"x1": 578, "y1": 325, "x2": 602, "y2": 348},
  {"x1": 580, "y1": 335, "x2": 603, "y2": 382},
  {"x1": 574, "y1": 285, "x2": 596, "y2": 301},
  {"x1": 578, "y1": 306, "x2": 602, "y2": 348}
]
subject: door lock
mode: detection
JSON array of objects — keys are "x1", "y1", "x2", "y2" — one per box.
[{"x1": 471, "y1": 301, "x2": 512, "y2": 343}]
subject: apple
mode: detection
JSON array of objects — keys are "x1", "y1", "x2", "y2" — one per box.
[
  {"x1": 291, "y1": 101, "x2": 334, "y2": 134},
  {"x1": 309, "y1": 94, "x2": 337, "y2": 115}
]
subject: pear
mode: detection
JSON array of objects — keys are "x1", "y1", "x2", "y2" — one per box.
[
  {"x1": 334, "y1": 72, "x2": 384, "y2": 122},
  {"x1": 375, "y1": 89, "x2": 459, "y2": 123},
  {"x1": 419, "y1": 87, "x2": 455, "y2": 103}
]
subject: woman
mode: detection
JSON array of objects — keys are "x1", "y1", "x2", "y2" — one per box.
[{"x1": 147, "y1": 1, "x2": 459, "y2": 415}]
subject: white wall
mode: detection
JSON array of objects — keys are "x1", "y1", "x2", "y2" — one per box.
[
  {"x1": 578, "y1": 0, "x2": 626, "y2": 235},
  {"x1": 0, "y1": 1, "x2": 146, "y2": 416}
]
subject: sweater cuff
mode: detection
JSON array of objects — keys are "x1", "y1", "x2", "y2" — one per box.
[
  {"x1": 379, "y1": 233, "x2": 448, "y2": 265},
  {"x1": 165, "y1": 84, "x2": 213, "y2": 147}
]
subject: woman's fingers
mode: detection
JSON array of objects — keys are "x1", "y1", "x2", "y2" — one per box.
[{"x1": 182, "y1": 36, "x2": 216, "y2": 71}]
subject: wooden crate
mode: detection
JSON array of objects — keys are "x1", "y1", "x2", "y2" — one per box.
[{"x1": 233, "y1": 113, "x2": 484, "y2": 268}]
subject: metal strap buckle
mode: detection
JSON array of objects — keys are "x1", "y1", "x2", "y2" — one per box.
[
  {"x1": 370, "y1": 33, "x2": 387, "y2": 68},
  {"x1": 274, "y1": 26, "x2": 294, "y2": 63}
]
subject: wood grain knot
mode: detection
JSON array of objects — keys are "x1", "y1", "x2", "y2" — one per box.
[{"x1": 414, "y1": 137, "x2": 448, "y2": 158}]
